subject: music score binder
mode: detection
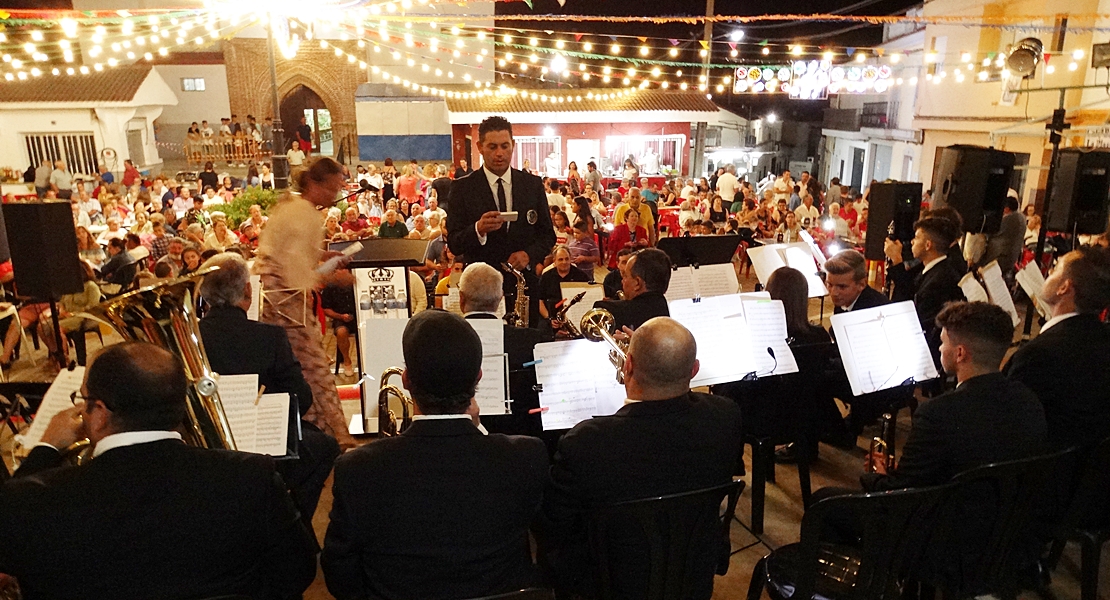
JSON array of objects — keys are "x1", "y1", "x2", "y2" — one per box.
[
  {"x1": 746, "y1": 243, "x2": 828, "y2": 298},
  {"x1": 664, "y1": 263, "x2": 740, "y2": 303},
  {"x1": 830, "y1": 301, "x2": 940, "y2": 396}
]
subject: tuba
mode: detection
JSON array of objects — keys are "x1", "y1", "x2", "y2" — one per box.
[
  {"x1": 502, "y1": 263, "x2": 529, "y2": 328},
  {"x1": 579, "y1": 308, "x2": 629, "y2": 384},
  {"x1": 80, "y1": 266, "x2": 236, "y2": 450},
  {"x1": 378, "y1": 367, "x2": 413, "y2": 437}
]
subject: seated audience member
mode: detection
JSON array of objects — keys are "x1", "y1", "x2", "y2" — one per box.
[
  {"x1": 203, "y1": 214, "x2": 238, "y2": 252},
  {"x1": 183, "y1": 196, "x2": 210, "y2": 228},
  {"x1": 566, "y1": 221, "x2": 601, "y2": 281},
  {"x1": 0, "y1": 342, "x2": 318, "y2": 599},
  {"x1": 541, "y1": 317, "x2": 742, "y2": 598},
  {"x1": 606, "y1": 207, "x2": 650, "y2": 268},
  {"x1": 407, "y1": 214, "x2": 431, "y2": 240},
  {"x1": 459, "y1": 263, "x2": 551, "y2": 438},
  {"x1": 183, "y1": 223, "x2": 206, "y2": 248},
  {"x1": 179, "y1": 245, "x2": 202, "y2": 277},
  {"x1": 98, "y1": 238, "x2": 137, "y2": 293},
  {"x1": 152, "y1": 261, "x2": 174, "y2": 280},
  {"x1": 96, "y1": 216, "x2": 126, "y2": 245},
  {"x1": 322, "y1": 310, "x2": 549, "y2": 600},
  {"x1": 377, "y1": 209, "x2": 408, "y2": 239},
  {"x1": 321, "y1": 274, "x2": 358, "y2": 376},
  {"x1": 199, "y1": 253, "x2": 339, "y2": 532},
  {"x1": 341, "y1": 206, "x2": 369, "y2": 237},
  {"x1": 38, "y1": 261, "x2": 101, "y2": 363},
  {"x1": 538, "y1": 245, "x2": 591, "y2": 319},
  {"x1": 593, "y1": 248, "x2": 672, "y2": 330},
  {"x1": 0, "y1": 300, "x2": 48, "y2": 368},
  {"x1": 602, "y1": 248, "x2": 634, "y2": 300},
  {"x1": 155, "y1": 237, "x2": 186, "y2": 278},
  {"x1": 1004, "y1": 246, "x2": 1110, "y2": 448}
]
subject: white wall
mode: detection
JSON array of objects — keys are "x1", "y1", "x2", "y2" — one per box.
[
  {"x1": 154, "y1": 65, "x2": 231, "y2": 125},
  {"x1": 356, "y1": 99, "x2": 450, "y2": 136},
  {"x1": 0, "y1": 109, "x2": 98, "y2": 174}
]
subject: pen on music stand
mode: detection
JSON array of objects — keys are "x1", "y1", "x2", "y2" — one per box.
[
  {"x1": 254, "y1": 384, "x2": 266, "y2": 406},
  {"x1": 528, "y1": 407, "x2": 550, "y2": 414}
]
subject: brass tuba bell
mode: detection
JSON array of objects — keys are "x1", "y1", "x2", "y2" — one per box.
[
  {"x1": 579, "y1": 308, "x2": 629, "y2": 384},
  {"x1": 378, "y1": 367, "x2": 413, "y2": 437}
]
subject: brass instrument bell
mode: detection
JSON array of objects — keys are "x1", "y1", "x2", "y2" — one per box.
[
  {"x1": 378, "y1": 367, "x2": 413, "y2": 437},
  {"x1": 579, "y1": 308, "x2": 629, "y2": 384}
]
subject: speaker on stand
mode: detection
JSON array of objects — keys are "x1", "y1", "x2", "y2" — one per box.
[
  {"x1": 1045, "y1": 148, "x2": 1110, "y2": 243},
  {"x1": 931, "y1": 145, "x2": 1016, "y2": 234}
]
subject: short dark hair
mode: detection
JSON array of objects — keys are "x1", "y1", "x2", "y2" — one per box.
[
  {"x1": 153, "y1": 262, "x2": 172, "y2": 277},
  {"x1": 914, "y1": 216, "x2": 959, "y2": 250},
  {"x1": 824, "y1": 249, "x2": 867, "y2": 282},
  {"x1": 629, "y1": 248, "x2": 672, "y2": 293},
  {"x1": 572, "y1": 220, "x2": 589, "y2": 233},
  {"x1": 616, "y1": 247, "x2": 635, "y2": 260},
  {"x1": 85, "y1": 342, "x2": 188, "y2": 431},
  {"x1": 478, "y1": 116, "x2": 513, "y2": 143},
  {"x1": 587, "y1": 161, "x2": 597, "y2": 169},
  {"x1": 402, "y1": 310, "x2": 482, "y2": 414},
  {"x1": 1004, "y1": 196, "x2": 1019, "y2": 212},
  {"x1": 107, "y1": 237, "x2": 126, "y2": 252},
  {"x1": 935, "y1": 301, "x2": 1014, "y2": 368},
  {"x1": 1061, "y1": 246, "x2": 1110, "y2": 314},
  {"x1": 926, "y1": 206, "x2": 964, "y2": 231}
]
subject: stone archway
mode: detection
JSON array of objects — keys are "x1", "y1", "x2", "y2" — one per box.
[{"x1": 280, "y1": 84, "x2": 331, "y2": 156}]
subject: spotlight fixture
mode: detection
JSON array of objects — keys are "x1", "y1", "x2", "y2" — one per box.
[{"x1": 1006, "y1": 37, "x2": 1043, "y2": 77}]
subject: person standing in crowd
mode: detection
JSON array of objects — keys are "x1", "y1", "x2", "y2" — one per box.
[
  {"x1": 256, "y1": 157, "x2": 356, "y2": 449},
  {"x1": 323, "y1": 310, "x2": 549, "y2": 600},
  {"x1": 34, "y1": 159, "x2": 52, "y2": 198},
  {"x1": 295, "y1": 116, "x2": 313, "y2": 156},
  {"x1": 540, "y1": 317, "x2": 742, "y2": 599},
  {"x1": 716, "y1": 164, "x2": 740, "y2": 209},
  {"x1": 981, "y1": 195, "x2": 1026, "y2": 277},
  {"x1": 50, "y1": 160, "x2": 74, "y2": 200},
  {"x1": 430, "y1": 165, "x2": 453, "y2": 209},
  {"x1": 287, "y1": 140, "x2": 306, "y2": 168},
  {"x1": 773, "y1": 169, "x2": 793, "y2": 204},
  {"x1": 592, "y1": 248, "x2": 671, "y2": 330},
  {"x1": 453, "y1": 159, "x2": 472, "y2": 179},
  {"x1": 1004, "y1": 246, "x2": 1110, "y2": 448},
  {"x1": 122, "y1": 159, "x2": 141, "y2": 188},
  {"x1": 0, "y1": 342, "x2": 318, "y2": 600},
  {"x1": 585, "y1": 161, "x2": 603, "y2": 195}
]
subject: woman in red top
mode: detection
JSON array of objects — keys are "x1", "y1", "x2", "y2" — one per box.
[{"x1": 606, "y1": 209, "x2": 649, "y2": 268}]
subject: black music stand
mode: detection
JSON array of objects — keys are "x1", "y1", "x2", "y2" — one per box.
[{"x1": 657, "y1": 236, "x2": 741, "y2": 268}]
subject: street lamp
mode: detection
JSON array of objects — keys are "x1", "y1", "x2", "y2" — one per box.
[{"x1": 267, "y1": 20, "x2": 289, "y2": 189}]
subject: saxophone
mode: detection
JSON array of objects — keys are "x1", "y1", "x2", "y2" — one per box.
[{"x1": 503, "y1": 262, "x2": 529, "y2": 328}]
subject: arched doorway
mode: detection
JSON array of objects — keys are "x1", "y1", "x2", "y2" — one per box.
[{"x1": 280, "y1": 84, "x2": 333, "y2": 157}]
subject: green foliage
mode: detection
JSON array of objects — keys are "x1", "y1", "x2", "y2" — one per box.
[{"x1": 220, "y1": 187, "x2": 280, "y2": 228}]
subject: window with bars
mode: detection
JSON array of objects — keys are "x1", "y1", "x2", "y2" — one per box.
[
  {"x1": 512, "y1": 136, "x2": 560, "y2": 173},
  {"x1": 181, "y1": 78, "x2": 206, "y2": 92},
  {"x1": 24, "y1": 133, "x2": 99, "y2": 176},
  {"x1": 603, "y1": 134, "x2": 686, "y2": 176}
]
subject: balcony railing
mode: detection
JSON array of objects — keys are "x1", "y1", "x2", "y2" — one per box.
[
  {"x1": 860, "y1": 101, "x2": 900, "y2": 129},
  {"x1": 823, "y1": 108, "x2": 861, "y2": 131}
]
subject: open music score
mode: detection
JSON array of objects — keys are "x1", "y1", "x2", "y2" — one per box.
[
  {"x1": 217, "y1": 374, "x2": 290, "y2": 456},
  {"x1": 465, "y1": 318, "x2": 511, "y2": 415},
  {"x1": 664, "y1": 263, "x2": 740, "y2": 303},
  {"x1": 14, "y1": 367, "x2": 85, "y2": 456},
  {"x1": 1015, "y1": 261, "x2": 1046, "y2": 317},
  {"x1": 533, "y1": 339, "x2": 626, "y2": 431},
  {"x1": 559, "y1": 283, "x2": 606, "y2": 328},
  {"x1": 746, "y1": 243, "x2": 828, "y2": 298},
  {"x1": 980, "y1": 261, "x2": 1020, "y2": 326},
  {"x1": 830, "y1": 301, "x2": 939, "y2": 397}
]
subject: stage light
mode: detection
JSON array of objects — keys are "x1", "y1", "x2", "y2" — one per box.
[
  {"x1": 766, "y1": 113, "x2": 777, "y2": 123},
  {"x1": 1006, "y1": 38, "x2": 1043, "y2": 76},
  {"x1": 730, "y1": 30, "x2": 744, "y2": 42}
]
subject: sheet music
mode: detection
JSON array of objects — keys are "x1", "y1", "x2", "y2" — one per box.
[
  {"x1": 247, "y1": 273, "x2": 262, "y2": 321},
  {"x1": 15, "y1": 367, "x2": 86, "y2": 452},
  {"x1": 980, "y1": 261, "x2": 1020, "y2": 326},
  {"x1": 694, "y1": 263, "x2": 741, "y2": 298},
  {"x1": 445, "y1": 287, "x2": 462, "y2": 315},
  {"x1": 831, "y1": 301, "x2": 939, "y2": 396},
  {"x1": 466, "y1": 318, "x2": 509, "y2": 415},
  {"x1": 358, "y1": 318, "x2": 409, "y2": 434},
  {"x1": 740, "y1": 291, "x2": 771, "y2": 300},
  {"x1": 560, "y1": 283, "x2": 606, "y2": 328},
  {"x1": 1015, "y1": 262, "x2": 1046, "y2": 317},
  {"x1": 669, "y1": 294, "x2": 757, "y2": 386},
  {"x1": 747, "y1": 243, "x2": 828, "y2": 298},
  {"x1": 217, "y1": 374, "x2": 290, "y2": 456},
  {"x1": 959, "y1": 272, "x2": 990, "y2": 304},
  {"x1": 534, "y1": 339, "x2": 626, "y2": 431},
  {"x1": 665, "y1": 267, "x2": 697, "y2": 302},
  {"x1": 740, "y1": 300, "x2": 800, "y2": 376},
  {"x1": 798, "y1": 229, "x2": 828, "y2": 267}
]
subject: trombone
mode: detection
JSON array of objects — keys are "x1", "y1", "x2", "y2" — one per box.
[
  {"x1": 378, "y1": 367, "x2": 413, "y2": 437},
  {"x1": 579, "y1": 308, "x2": 629, "y2": 384}
]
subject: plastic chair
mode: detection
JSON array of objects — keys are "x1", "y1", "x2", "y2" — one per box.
[
  {"x1": 588, "y1": 478, "x2": 745, "y2": 600},
  {"x1": 65, "y1": 319, "x2": 104, "y2": 367},
  {"x1": 748, "y1": 482, "x2": 957, "y2": 600},
  {"x1": 1043, "y1": 436, "x2": 1110, "y2": 600}
]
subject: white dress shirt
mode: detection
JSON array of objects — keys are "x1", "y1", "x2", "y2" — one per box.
[
  {"x1": 478, "y1": 166, "x2": 513, "y2": 245},
  {"x1": 1039, "y1": 311, "x2": 1079, "y2": 334},
  {"x1": 921, "y1": 255, "x2": 947, "y2": 275},
  {"x1": 411, "y1": 413, "x2": 488, "y2": 435}
]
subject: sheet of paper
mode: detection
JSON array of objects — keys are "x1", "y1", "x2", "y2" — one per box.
[
  {"x1": 746, "y1": 243, "x2": 827, "y2": 298},
  {"x1": 980, "y1": 261, "x2": 1021, "y2": 327},
  {"x1": 357, "y1": 318, "x2": 409, "y2": 434},
  {"x1": 958, "y1": 272, "x2": 990, "y2": 304},
  {"x1": 798, "y1": 229, "x2": 828, "y2": 267},
  {"x1": 534, "y1": 339, "x2": 626, "y2": 431},
  {"x1": 669, "y1": 294, "x2": 756, "y2": 386},
  {"x1": 251, "y1": 394, "x2": 291, "y2": 456},
  {"x1": 466, "y1": 318, "x2": 509, "y2": 415},
  {"x1": 693, "y1": 263, "x2": 741, "y2": 298},
  {"x1": 1015, "y1": 262, "x2": 1046, "y2": 317},
  {"x1": 467, "y1": 318, "x2": 505, "y2": 357},
  {"x1": 665, "y1": 267, "x2": 697, "y2": 302},
  {"x1": 745, "y1": 245, "x2": 788, "y2": 286},
  {"x1": 15, "y1": 367, "x2": 86, "y2": 453},
  {"x1": 445, "y1": 287, "x2": 462, "y2": 315},
  {"x1": 740, "y1": 291, "x2": 772, "y2": 300},
  {"x1": 217, "y1": 374, "x2": 291, "y2": 456},
  {"x1": 830, "y1": 301, "x2": 940, "y2": 397},
  {"x1": 560, "y1": 282, "x2": 606, "y2": 329},
  {"x1": 247, "y1": 273, "x2": 262, "y2": 321},
  {"x1": 741, "y1": 299, "x2": 800, "y2": 376}
]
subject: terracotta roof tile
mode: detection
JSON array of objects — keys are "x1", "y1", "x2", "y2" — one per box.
[
  {"x1": 0, "y1": 65, "x2": 152, "y2": 104},
  {"x1": 445, "y1": 89, "x2": 719, "y2": 113}
]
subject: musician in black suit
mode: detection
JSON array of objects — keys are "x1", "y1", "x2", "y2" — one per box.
[
  {"x1": 322, "y1": 310, "x2": 549, "y2": 600},
  {"x1": 826, "y1": 249, "x2": 889, "y2": 315},
  {"x1": 458, "y1": 262, "x2": 552, "y2": 439},
  {"x1": 540, "y1": 317, "x2": 742, "y2": 599},
  {"x1": 1004, "y1": 246, "x2": 1110, "y2": 449},
  {"x1": 592, "y1": 247, "x2": 672, "y2": 330},
  {"x1": 447, "y1": 116, "x2": 556, "y2": 323},
  {"x1": 198, "y1": 253, "x2": 340, "y2": 531},
  {"x1": 0, "y1": 342, "x2": 317, "y2": 600}
]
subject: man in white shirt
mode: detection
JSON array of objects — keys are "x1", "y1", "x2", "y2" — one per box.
[
  {"x1": 544, "y1": 152, "x2": 561, "y2": 178},
  {"x1": 679, "y1": 179, "x2": 696, "y2": 200},
  {"x1": 716, "y1": 164, "x2": 740, "y2": 204},
  {"x1": 76, "y1": 189, "x2": 101, "y2": 220},
  {"x1": 422, "y1": 196, "x2": 447, "y2": 225},
  {"x1": 793, "y1": 192, "x2": 820, "y2": 228},
  {"x1": 546, "y1": 178, "x2": 565, "y2": 208},
  {"x1": 773, "y1": 170, "x2": 793, "y2": 203},
  {"x1": 50, "y1": 160, "x2": 74, "y2": 200}
]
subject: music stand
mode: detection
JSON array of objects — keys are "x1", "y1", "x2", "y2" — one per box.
[
  {"x1": 657, "y1": 236, "x2": 741, "y2": 267},
  {"x1": 329, "y1": 238, "x2": 430, "y2": 268}
]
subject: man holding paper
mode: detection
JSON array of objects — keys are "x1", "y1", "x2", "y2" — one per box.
[{"x1": 0, "y1": 343, "x2": 318, "y2": 600}]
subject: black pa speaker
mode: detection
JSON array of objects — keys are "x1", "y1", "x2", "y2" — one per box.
[
  {"x1": 864, "y1": 181, "x2": 922, "y2": 261},
  {"x1": 1046, "y1": 148, "x2": 1110, "y2": 235},
  {"x1": 932, "y1": 145, "x2": 1015, "y2": 234},
  {"x1": 2, "y1": 202, "x2": 83, "y2": 300}
]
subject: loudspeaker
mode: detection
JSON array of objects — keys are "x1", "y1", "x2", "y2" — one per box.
[
  {"x1": 2, "y1": 202, "x2": 83, "y2": 300},
  {"x1": 864, "y1": 181, "x2": 922, "y2": 261},
  {"x1": 1046, "y1": 148, "x2": 1110, "y2": 235},
  {"x1": 932, "y1": 145, "x2": 1015, "y2": 234}
]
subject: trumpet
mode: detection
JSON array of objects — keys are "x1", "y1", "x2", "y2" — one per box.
[
  {"x1": 378, "y1": 367, "x2": 413, "y2": 437},
  {"x1": 868, "y1": 412, "x2": 896, "y2": 473},
  {"x1": 579, "y1": 308, "x2": 629, "y2": 384}
]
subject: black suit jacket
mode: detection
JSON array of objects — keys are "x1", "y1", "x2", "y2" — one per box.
[
  {"x1": 542, "y1": 393, "x2": 742, "y2": 597},
  {"x1": 833, "y1": 284, "x2": 889, "y2": 315},
  {"x1": 0, "y1": 440, "x2": 317, "y2": 600},
  {"x1": 200, "y1": 306, "x2": 313, "y2": 416},
  {"x1": 1003, "y1": 314, "x2": 1110, "y2": 448},
  {"x1": 465, "y1": 313, "x2": 552, "y2": 438},
  {"x1": 447, "y1": 167, "x2": 556, "y2": 267},
  {"x1": 322, "y1": 418, "x2": 549, "y2": 600},
  {"x1": 861, "y1": 373, "x2": 1046, "y2": 492},
  {"x1": 593, "y1": 291, "x2": 670, "y2": 331},
  {"x1": 888, "y1": 257, "x2": 965, "y2": 364}
]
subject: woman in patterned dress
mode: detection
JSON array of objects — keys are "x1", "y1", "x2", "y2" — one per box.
[{"x1": 255, "y1": 157, "x2": 356, "y2": 448}]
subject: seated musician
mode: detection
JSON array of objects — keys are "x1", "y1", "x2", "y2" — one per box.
[
  {"x1": 1004, "y1": 246, "x2": 1110, "y2": 449},
  {"x1": 602, "y1": 248, "x2": 634, "y2": 300},
  {"x1": 322, "y1": 310, "x2": 549, "y2": 600},
  {"x1": 538, "y1": 245, "x2": 590, "y2": 321},
  {"x1": 540, "y1": 317, "x2": 742, "y2": 599},
  {"x1": 0, "y1": 342, "x2": 317, "y2": 599},
  {"x1": 198, "y1": 252, "x2": 340, "y2": 532},
  {"x1": 591, "y1": 247, "x2": 672, "y2": 330},
  {"x1": 459, "y1": 262, "x2": 552, "y2": 438}
]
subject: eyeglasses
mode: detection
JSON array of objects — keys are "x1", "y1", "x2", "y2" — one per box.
[{"x1": 70, "y1": 391, "x2": 110, "y2": 410}]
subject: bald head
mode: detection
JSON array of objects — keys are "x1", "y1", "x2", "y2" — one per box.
[{"x1": 626, "y1": 317, "x2": 698, "y2": 398}]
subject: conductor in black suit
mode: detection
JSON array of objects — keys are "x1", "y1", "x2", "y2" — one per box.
[
  {"x1": 198, "y1": 252, "x2": 340, "y2": 531},
  {"x1": 322, "y1": 310, "x2": 549, "y2": 600},
  {"x1": 447, "y1": 116, "x2": 557, "y2": 321},
  {"x1": 1004, "y1": 246, "x2": 1110, "y2": 449},
  {"x1": 592, "y1": 247, "x2": 672, "y2": 330},
  {"x1": 458, "y1": 262, "x2": 552, "y2": 439},
  {"x1": 0, "y1": 342, "x2": 317, "y2": 600},
  {"x1": 541, "y1": 317, "x2": 742, "y2": 599}
]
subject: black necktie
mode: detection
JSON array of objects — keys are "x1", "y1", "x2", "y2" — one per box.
[{"x1": 496, "y1": 178, "x2": 507, "y2": 213}]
